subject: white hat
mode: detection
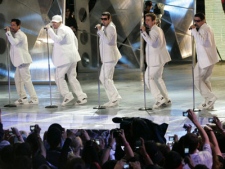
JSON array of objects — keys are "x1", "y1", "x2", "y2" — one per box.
[{"x1": 51, "y1": 15, "x2": 62, "y2": 23}]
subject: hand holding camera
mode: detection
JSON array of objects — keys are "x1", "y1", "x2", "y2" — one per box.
[
  {"x1": 183, "y1": 124, "x2": 192, "y2": 133},
  {"x1": 30, "y1": 124, "x2": 41, "y2": 134}
]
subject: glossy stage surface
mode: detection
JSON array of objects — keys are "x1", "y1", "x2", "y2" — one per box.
[{"x1": 1, "y1": 63, "x2": 225, "y2": 140}]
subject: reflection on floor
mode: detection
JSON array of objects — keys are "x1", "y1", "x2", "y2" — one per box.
[{"x1": 1, "y1": 63, "x2": 225, "y2": 141}]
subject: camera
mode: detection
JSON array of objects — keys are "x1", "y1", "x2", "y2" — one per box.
[
  {"x1": 95, "y1": 139, "x2": 100, "y2": 145},
  {"x1": 135, "y1": 139, "x2": 142, "y2": 149},
  {"x1": 111, "y1": 128, "x2": 122, "y2": 138},
  {"x1": 208, "y1": 118, "x2": 215, "y2": 123},
  {"x1": 184, "y1": 147, "x2": 189, "y2": 156},
  {"x1": 168, "y1": 136, "x2": 174, "y2": 141},
  {"x1": 123, "y1": 163, "x2": 129, "y2": 169},
  {"x1": 183, "y1": 111, "x2": 188, "y2": 117},
  {"x1": 30, "y1": 125, "x2": 35, "y2": 132}
]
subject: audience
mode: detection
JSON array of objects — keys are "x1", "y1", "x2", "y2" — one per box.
[{"x1": 1, "y1": 107, "x2": 225, "y2": 169}]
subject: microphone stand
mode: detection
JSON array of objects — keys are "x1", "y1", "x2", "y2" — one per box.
[
  {"x1": 138, "y1": 37, "x2": 152, "y2": 111},
  {"x1": 93, "y1": 28, "x2": 105, "y2": 109},
  {"x1": 4, "y1": 36, "x2": 16, "y2": 107},
  {"x1": 191, "y1": 31, "x2": 200, "y2": 112},
  {"x1": 44, "y1": 28, "x2": 58, "y2": 109},
  {"x1": 139, "y1": 3, "x2": 152, "y2": 112}
]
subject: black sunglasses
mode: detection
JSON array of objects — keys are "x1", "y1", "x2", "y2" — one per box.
[
  {"x1": 194, "y1": 20, "x2": 201, "y2": 22},
  {"x1": 101, "y1": 18, "x2": 108, "y2": 20}
]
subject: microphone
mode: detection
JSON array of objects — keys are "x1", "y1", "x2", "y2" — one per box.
[
  {"x1": 189, "y1": 24, "x2": 197, "y2": 30},
  {"x1": 95, "y1": 23, "x2": 103, "y2": 30},
  {"x1": 44, "y1": 25, "x2": 52, "y2": 30}
]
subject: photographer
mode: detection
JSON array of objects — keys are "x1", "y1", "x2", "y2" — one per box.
[
  {"x1": 204, "y1": 125, "x2": 224, "y2": 169},
  {"x1": 183, "y1": 109, "x2": 212, "y2": 169},
  {"x1": 0, "y1": 109, "x2": 10, "y2": 151},
  {"x1": 26, "y1": 124, "x2": 48, "y2": 169}
]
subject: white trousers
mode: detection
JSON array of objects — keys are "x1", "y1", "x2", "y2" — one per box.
[
  {"x1": 99, "y1": 62, "x2": 121, "y2": 102},
  {"x1": 194, "y1": 63, "x2": 215, "y2": 100},
  {"x1": 55, "y1": 62, "x2": 87, "y2": 100},
  {"x1": 145, "y1": 65, "x2": 169, "y2": 101},
  {"x1": 14, "y1": 64, "x2": 38, "y2": 100}
]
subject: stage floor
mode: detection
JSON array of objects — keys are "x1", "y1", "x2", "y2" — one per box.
[{"x1": 1, "y1": 62, "x2": 225, "y2": 140}]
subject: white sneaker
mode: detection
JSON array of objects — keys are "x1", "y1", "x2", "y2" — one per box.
[
  {"x1": 14, "y1": 97, "x2": 28, "y2": 105},
  {"x1": 103, "y1": 100, "x2": 119, "y2": 107},
  {"x1": 198, "y1": 103, "x2": 208, "y2": 110},
  {"x1": 76, "y1": 98, "x2": 87, "y2": 105},
  {"x1": 27, "y1": 99, "x2": 39, "y2": 105},
  {"x1": 206, "y1": 96, "x2": 217, "y2": 108},
  {"x1": 153, "y1": 97, "x2": 166, "y2": 109},
  {"x1": 198, "y1": 104, "x2": 215, "y2": 111},
  {"x1": 62, "y1": 96, "x2": 74, "y2": 106},
  {"x1": 198, "y1": 96, "x2": 217, "y2": 110},
  {"x1": 165, "y1": 99, "x2": 172, "y2": 106}
]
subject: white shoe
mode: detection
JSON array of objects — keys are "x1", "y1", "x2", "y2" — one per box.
[
  {"x1": 198, "y1": 103, "x2": 208, "y2": 110},
  {"x1": 14, "y1": 97, "x2": 28, "y2": 105},
  {"x1": 62, "y1": 95, "x2": 74, "y2": 106},
  {"x1": 76, "y1": 98, "x2": 87, "y2": 105},
  {"x1": 103, "y1": 100, "x2": 119, "y2": 107},
  {"x1": 206, "y1": 96, "x2": 217, "y2": 108},
  {"x1": 165, "y1": 99, "x2": 172, "y2": 106},
  {"x1": 27, "y1": 99, "x2": 39, "y2": 105},
  {"x1": 153, "y1": 97, "x2": 166, "y2": 109},
  {"x1": 198, "y1": 96, "x2": 217, "y2": 110},
  {"x1": 198, "y1": 103, "x2": 215, "y2": 110}
]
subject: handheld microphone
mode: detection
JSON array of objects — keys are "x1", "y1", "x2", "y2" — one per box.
[
  {"x1": 189, "y1": 24, "x2": 197, "y2": 30},
  {"x1": 95, "y1": 23, "x2": 103, "y2": 29}
]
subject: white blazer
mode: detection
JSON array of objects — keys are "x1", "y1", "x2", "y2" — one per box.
[
  {"x1": 97, "y1": 22, "x2": 122, "y2": 63},
  {"x1": 6, "y1": 29, "x2": 32, "y2": 67},
  {"x1": 141, "y1": 25, "x2": 171, "y2": 67},
  {"x1": 191, "y1": 23, "x2": 219, "y2": 68},
  {"x1": 48, "y1": 24, "x2": 81, "y2": 67}
]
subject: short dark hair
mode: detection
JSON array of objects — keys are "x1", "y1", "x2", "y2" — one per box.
[
  {"x1": 183, "y1": 133, "x2": 199, "y2": 154},
  {"x1": 102, "y1": 11, "x2": 111, "y2": 20},
  {"x1": 145, "y1": 12, "x2": 156, "y2": 21},
  {"x1": 145, "y1": 1, "x2": 152, "y2": 7},
  {"x1": 194, "y1": 13, "x2": 205, "y2": 21},
  {"x1": 11, "y1": 19, "x2": 21, "y2": 26}
]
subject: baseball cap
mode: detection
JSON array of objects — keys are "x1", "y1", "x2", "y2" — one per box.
[{"x1": 51, "y1": 15, "x2": 62, "y2": 23}]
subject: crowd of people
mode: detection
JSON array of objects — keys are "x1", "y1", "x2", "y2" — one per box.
[{"x1": 1, "y1": 107, "x2": 225, "y2": 169}]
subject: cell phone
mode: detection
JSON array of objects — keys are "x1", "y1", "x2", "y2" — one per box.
[
  {"x1": 208, "y1": 118, "x2": 214, "y2": 123},
  {"x1": 168, "y1": 136, "x2": 174, "y2": 141},
  {"x1": 184, "y1": 148, "x2": 189, "y2": 156},
  {"x1": 30, "y1": 125, "x2": 35, "y2": 132},
  {"x1": 121, "y1": 146, "x2": 125, "y2": 150},
  {"x1": 135, "y1": 139, "x2": 142, "y2": 149},
  {"x1": 183, "y1": 111, "x2": 188, "y2": 117},
  {"x1": 123, "y1": 163, "x2": 129, "y2": 169},
  {"x1": 95, "y1": 139, "x2": 100, "y2": 145}
]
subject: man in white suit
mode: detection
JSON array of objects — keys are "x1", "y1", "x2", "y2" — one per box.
[
  {"x1": 189, "y1": 13, "x2": 219, "y2": 110},
  {"x1": 95, "y1": 12, "x2": 122, "y2": 107},
  {"x1": 5, "y1": 19, "x2": 38, "y2": 105},
  {"x1": 47, "y1": 15, "x2": 87, "y2": 106},
  {"x1": 140, "y1": 13, "x2": 171, "y2": 109}
]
